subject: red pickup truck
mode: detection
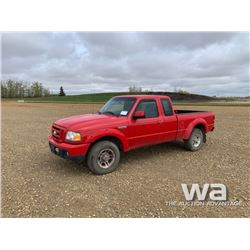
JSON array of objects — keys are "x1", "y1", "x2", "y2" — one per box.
[{"x1": 49, "y1": 95, "x2": 215, "y2": 174}]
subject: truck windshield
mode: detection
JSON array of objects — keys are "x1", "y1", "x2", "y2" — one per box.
[{"x1": 99, "y1": 97, "x2": 136, "y2": 117}]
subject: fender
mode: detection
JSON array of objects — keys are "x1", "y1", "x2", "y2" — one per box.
[
  {"x1": 183, "y1": 118, "x2": 208, "y2": 140},
  {"x1": 85, "y1": 128, "x2": 129, "y2": 152}
]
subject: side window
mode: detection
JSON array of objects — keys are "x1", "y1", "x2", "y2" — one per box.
[
  {"x1": 135, "y1": 100, "x2": 159, "y2": 118},
  {"x1": 161, "y1": 99, "x2": 173, "y2": 116}
]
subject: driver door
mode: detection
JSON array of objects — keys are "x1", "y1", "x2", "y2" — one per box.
[{"x1": 127, "y1": 99, "x2": 163, "y2": 149}]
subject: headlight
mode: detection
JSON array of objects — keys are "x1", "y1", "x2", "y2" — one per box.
[{"x1": 66, "y1": 131, "x2": 81, "y2": 141}]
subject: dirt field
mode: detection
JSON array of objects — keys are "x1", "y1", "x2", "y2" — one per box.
[{"x1": 1, "y1": 101, "x2": 250, "y2": 217}]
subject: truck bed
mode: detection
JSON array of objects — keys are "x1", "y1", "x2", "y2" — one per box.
[
  {"x1": 174, "y1": 109, "x2": 215, "y2": 140},
  {"x1": 175, "y1": 110, "x2": 206, "y2": 114}
]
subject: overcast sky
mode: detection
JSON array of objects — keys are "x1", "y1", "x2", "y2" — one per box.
[{"x1": 1, "y1": 32, "x2": 249, "y2": 96}]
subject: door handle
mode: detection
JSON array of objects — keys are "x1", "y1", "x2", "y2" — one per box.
[{"x1": 157, "y1": 120, "x2": 163, "y2": 124}]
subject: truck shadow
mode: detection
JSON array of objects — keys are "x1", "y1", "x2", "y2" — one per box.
[
  {"x1": 46, "y1": 141, "x2": 188, "y2": 174},
  {"x1": 44, "y1": 154, "x2": 90, "y2": 174},
  {"x1": 120, "y1": 141, "x2": 186, "y2": 165}
]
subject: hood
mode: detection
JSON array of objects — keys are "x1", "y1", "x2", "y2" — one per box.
[{"x1": 54, "y1": 114, "x2": 126, "y2": 131}]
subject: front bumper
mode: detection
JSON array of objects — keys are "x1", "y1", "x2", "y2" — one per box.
[{"x1": 49, "y1": 136, "x2": 90, "y2": 161}]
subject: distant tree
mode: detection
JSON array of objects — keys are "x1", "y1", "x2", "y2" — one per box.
[
  {"x1": 6, "y1": 80, "x2": 15, "y2": 98},
  {"x1": 43, "y1": 87, "x2": 50, "y2": 97},
  {"x1": 174, "y1": 87, "x2": 189, "y2": 94},
  {"x1": 31, "y1": 81, "x2": 43, "y2": 97},
  {"x1": 178, "y1": 88, "x2": 189, "y2": 94},
  {"x1": 1, "y1": 82, "x2": 7, "y2": 98},
  {"x1": 26, "y1": 86, "x2": 32, "y2": 97},
  {"x1": 0, "y1": 79, "x2": 51, "y2": 98},
  {"x1": 129, "y1": 85, "x2": 142, "y2": 92},
  {"x1": 59, "y1": 86, "x2": 66, "y2": 96}
]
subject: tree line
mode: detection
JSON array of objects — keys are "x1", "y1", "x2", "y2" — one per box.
[
  {"x1": 1, "y1": 80, "x2": 50, "y2": 98},
  {"x1": 128, "y1": 85, "x2": 190, "y2": 94}
]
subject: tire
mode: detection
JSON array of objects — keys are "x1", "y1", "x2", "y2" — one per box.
[
  {"x1": 87, "y1": 140, "x2": 120, "y2": 175},
  {"x1": 184, "y1": 128, "x2": 204, "y2": 151}
]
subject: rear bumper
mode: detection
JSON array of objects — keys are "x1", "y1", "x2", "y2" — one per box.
[{"x1": 49, "y1": 136, "x2": 90, "y2": 160}]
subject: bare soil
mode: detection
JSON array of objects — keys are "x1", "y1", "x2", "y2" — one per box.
[{"x1": 1, "y1": 102, "x2": 249, "y2": 217}]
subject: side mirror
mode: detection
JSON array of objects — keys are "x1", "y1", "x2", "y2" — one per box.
[{"x1": 133, "y1": 110, "x2": 145, "y2": 119}]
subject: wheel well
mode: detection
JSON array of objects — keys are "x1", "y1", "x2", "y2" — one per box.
[
  {"x1": 89, "y1": 136, "x2": 123, "y2": 152},
  {"x1": 194, "y1": 123, "x2": 205, "y2": 133}
]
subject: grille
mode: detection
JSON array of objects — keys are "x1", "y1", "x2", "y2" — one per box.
[{"x1": 52, "y1": 125, "x2": 63, "y2": 141}]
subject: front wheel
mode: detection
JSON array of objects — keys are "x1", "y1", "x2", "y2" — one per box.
[
  {"x1": 184, "y1": 128, "x2": 204, "y2": 151},
  {"x1": 87, "y1": 140, "x2": 120, "y2": 174}
]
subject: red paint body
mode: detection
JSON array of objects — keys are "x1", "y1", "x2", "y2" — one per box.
[{"x1": 49, "y1": 95, "x2": 215, "y2": 159}]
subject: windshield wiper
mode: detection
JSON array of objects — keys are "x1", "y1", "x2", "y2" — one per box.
[{"x1": 101, "y1": 111, "x2": 118, "y2": 116}]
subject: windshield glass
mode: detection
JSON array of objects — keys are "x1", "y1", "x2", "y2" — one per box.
[{"x1": 99, "y1": 97, "x2": 136, "y2": 116}]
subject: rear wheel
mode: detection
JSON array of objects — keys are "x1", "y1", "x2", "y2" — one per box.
[
  {"x1": 87, "y1": 140, "x2": 120, "y2": 174},
  {"x1": 184, "y1": 128, "x2": 204, "y2": 151}
]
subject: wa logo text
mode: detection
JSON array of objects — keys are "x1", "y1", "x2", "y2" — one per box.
[{"x1": 181, "y1": 184, "x2": 227, "y2": 201}]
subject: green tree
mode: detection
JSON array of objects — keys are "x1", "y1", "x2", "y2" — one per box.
[
  {"x1": 31, "y1": 82, "x2": 43, "y2": 97},
  {"x1": 59, "y1": 86, "x2": 66, "y2": 96},
  {"x1": 43, "y1": 87, "x2": 50, "y2": 97},
  {"x1": 1, "y1": 82, "x2": 7, "y2": 98},
  {"x1": 1, "y1": 79, "x2": 50, "y2": 98},
  {"x1": 129, "y1": 85, "x2": 142, "y2": 92}
]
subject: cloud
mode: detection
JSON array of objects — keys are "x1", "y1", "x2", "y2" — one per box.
[{"x1": 1, "y1": 32, "x2": 249, "y2": 96}]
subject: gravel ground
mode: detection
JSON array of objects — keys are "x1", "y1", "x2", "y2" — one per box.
[{"x1": 1, "y1": 102, "x2": 250, "y2": 217}]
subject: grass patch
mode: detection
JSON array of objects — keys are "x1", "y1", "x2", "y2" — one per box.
[
  {"x1": 2, "y1": 92, "x2": 250, "y2": 107},
  {"x1": 173, "y1": 102, "x2": 250, "y2": 107}
]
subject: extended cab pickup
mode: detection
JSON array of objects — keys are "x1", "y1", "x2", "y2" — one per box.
[{"x1": 49, "y1": 95, "x2": 215, "y2": 174}]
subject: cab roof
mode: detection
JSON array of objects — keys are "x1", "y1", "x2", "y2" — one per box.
[{"x1": 113, "y1": 95, "x2": 170, "y2": 99}]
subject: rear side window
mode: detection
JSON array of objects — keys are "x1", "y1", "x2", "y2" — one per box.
[
  {"x1": 161, "y1": 99, "x2": 173, "y2": 116},
  {"x1": 136, "y1": 99, "x2": 159, "y2": 118}
]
